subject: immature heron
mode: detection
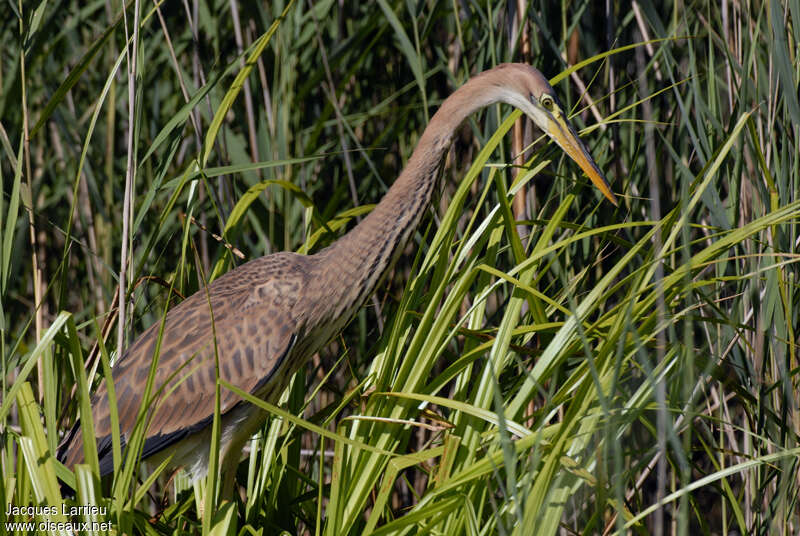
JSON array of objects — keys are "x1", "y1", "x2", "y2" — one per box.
[{"x1": 58, "y1": 63, "x2": 616, "y2": 490}]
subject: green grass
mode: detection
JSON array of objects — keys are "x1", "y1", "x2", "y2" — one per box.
[{"x1": 1, "y1": 0, "x2": 799, "y2": 534}]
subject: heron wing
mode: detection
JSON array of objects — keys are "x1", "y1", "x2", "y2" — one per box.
[{"x1": 59, "y1": 253, "x2": 308, "y2": 474}]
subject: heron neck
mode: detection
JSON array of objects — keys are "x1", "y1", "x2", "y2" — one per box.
[{"x1": 309, "y1": 74, "x2": 498, "y2": 324}]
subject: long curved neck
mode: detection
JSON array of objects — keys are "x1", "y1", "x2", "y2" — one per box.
[{"x1": 309, "y1": 71, "x2": 505, "y2": 325}]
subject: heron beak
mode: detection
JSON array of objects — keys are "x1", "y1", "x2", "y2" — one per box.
[{"x1": 545, "y1": 115, "x2": 618, "y2": 206}]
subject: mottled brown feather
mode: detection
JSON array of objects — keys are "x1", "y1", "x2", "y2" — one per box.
[{"x1": 60, "y1": 252, "x2": 309, "y2": 470}]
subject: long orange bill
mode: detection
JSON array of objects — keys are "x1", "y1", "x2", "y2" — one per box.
[{"x1": 546, "y1": 115, "x2": 618, "y2": 206}]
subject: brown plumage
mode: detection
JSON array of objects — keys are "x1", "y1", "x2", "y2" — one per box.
[{"x1": 58, "y1": 63, "x2": 616, "y2": 487}]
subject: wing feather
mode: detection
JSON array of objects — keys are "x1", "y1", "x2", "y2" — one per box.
[{"x1": 59, "y1": 253, "x2": 310, "y2": 474}]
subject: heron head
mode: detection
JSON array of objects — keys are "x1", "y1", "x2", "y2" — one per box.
[{"x1": 493, "y1": 64, "x2": 617, "y2": 205}]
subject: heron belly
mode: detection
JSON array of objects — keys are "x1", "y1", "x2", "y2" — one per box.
[{"x1": 145, "y1": 401, "x2": 260, "y2": 482}]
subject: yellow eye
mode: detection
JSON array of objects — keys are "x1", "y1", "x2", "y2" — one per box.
[{"x1": 540, "y1": 95, "x2": 555, "y2": 111}]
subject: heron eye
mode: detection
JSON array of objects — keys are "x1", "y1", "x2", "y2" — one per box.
[{"x1": 540, "y1": 95, "x2": 555, "y2": 111}]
